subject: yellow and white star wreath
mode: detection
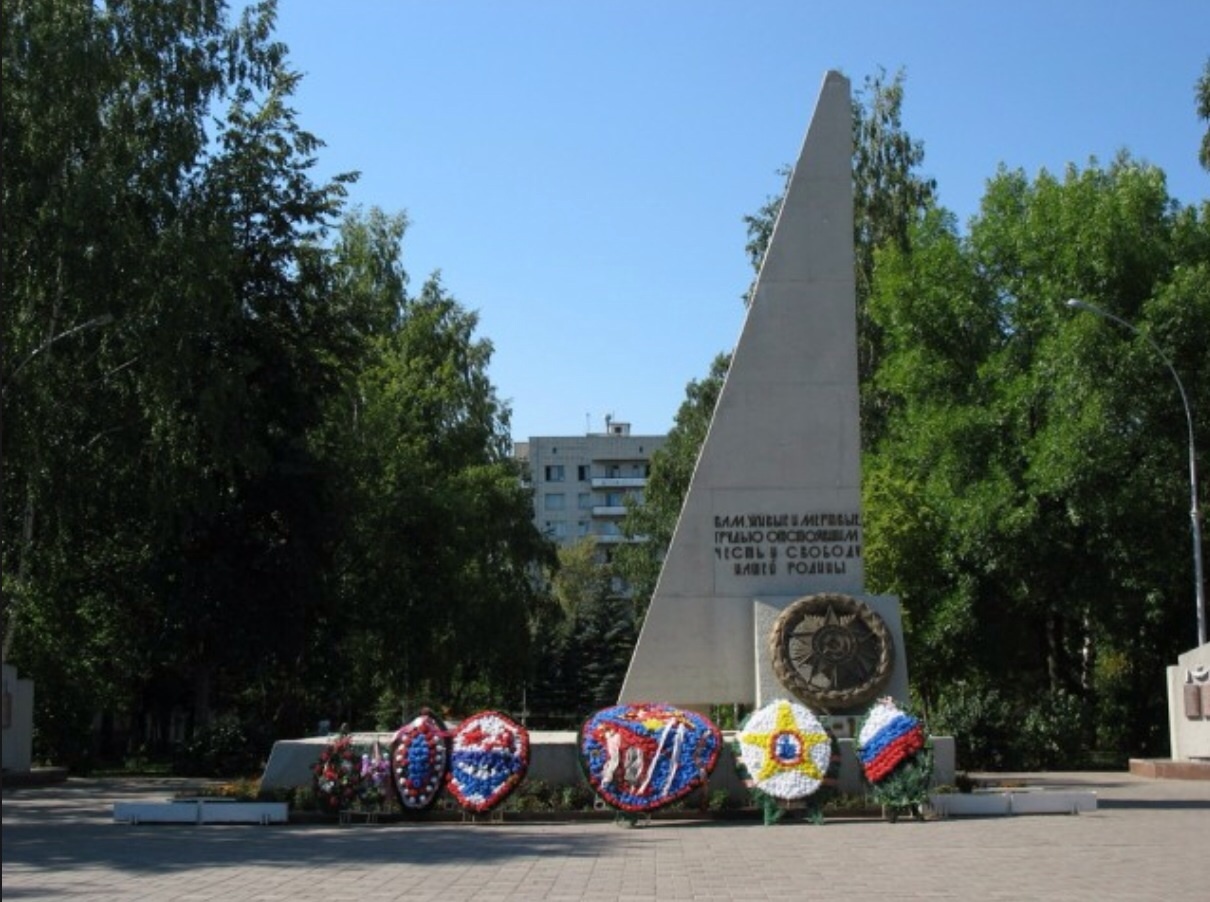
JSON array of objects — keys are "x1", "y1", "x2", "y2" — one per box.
[{"x1": 736, "y1": 699, "x2": 833, "y2": 800}]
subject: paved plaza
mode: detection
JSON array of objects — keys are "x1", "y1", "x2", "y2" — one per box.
[{"x1": 3, "y1": 771, "x2": 1208, "y2": 901}]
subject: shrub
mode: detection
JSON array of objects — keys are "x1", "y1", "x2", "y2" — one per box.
[
  {"x1": 1017, "y1": 690, "x2": 1092, "y2": 770},
  {"x1": 173, "y1": 714, "x2": 263, "y2": 777},
  {"x1": 929, "y1": 681, "x2": 1013, "y2": 770}
]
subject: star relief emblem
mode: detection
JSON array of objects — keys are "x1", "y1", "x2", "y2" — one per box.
[
  {"x1": 770, "y1": 593, "x2": 895, "y2": 710},
  {"x1": 738, "y1": 700, "x2": 831, "y2": 794}
]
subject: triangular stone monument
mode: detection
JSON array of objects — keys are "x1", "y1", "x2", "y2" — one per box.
[{"x1": 619, "y1": 71, "x2": 907, "y2": 715}]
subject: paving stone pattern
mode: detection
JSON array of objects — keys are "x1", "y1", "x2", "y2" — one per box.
[{"x1": 4, "y1": 772, "x2": 1208, "y2": 901}]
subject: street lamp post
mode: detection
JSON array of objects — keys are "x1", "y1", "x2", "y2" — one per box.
[{"x1": 1066, "y1": 298, "x2": 1206, "y2": 648}]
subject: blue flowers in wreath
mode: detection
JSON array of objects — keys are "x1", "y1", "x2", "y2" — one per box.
[
  {"x1": 579, "y1": 703, "x2": 722, "y2": 813},
  {"x1": 855, "y1": 697, "x2": 933, "y2": 820},
  {"x1": 391, "y1": 711, "x2": 451, "y2": 811},
  {"x1": 389, "y1": 709, "x2": 531, "y2": 814},
  {"x1": 446, "y1": 711, "x2": 530, "y2": 813}
]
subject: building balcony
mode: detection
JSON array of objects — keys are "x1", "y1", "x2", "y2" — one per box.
[
  {"x1": 590, "y1": 476, "x2": 646, "y2": 489},
  {"x1": 592, "y1": 505, "x2": 627, "y2": 517}
]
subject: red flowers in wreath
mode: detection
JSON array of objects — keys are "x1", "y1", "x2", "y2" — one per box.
[{"x1": 312, "y1": 731, "x2": 364, "y2": 812}]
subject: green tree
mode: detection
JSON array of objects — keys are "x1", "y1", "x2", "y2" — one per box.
[
  {"x1": 866, "y1": 157, "x2": 1209, "y2": 759},
  {"x1": 529, "y1": 538, "x2": 633, "y2": 722},
  {"x1": 1196, "y1": 57, "x2": 1210, "y2": 172},
  {"x1": 2, "y1": 0, "x2": 357, "y2": 761},
  {"x1": 150, "y1": 4, "x2": 356, "y2": 738},
  {"x1": 3, "y1": 0, "x2": 239, "y2": 761},
  {"x1": 321, "y1": 210, "x2": 555, "y2": 722}
]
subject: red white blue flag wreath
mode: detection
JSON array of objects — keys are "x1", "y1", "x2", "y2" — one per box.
[
  {"x1": 391, "y1": 712, "x2": 450, "y2": 811},
  {"x1": 855, "y1": 697, "x2": 933, "y2": 818},
  {"x1": 446, "y1": 711, "x2": 530, "y2": 813},
  {"x1": 579, "y1": 703, "x2": 722, "y2": 813}
]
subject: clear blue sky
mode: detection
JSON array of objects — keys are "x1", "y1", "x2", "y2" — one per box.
[{"x1": 266, "y1": 1, "x2": 1209, "y2": 443}]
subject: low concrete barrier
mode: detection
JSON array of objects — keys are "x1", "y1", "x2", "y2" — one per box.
[
  {"x1": 928, "y1": 789, "x2": 1096, "y2": 818},
  {"x1": 113, "y1": 799, "x2": 288, "y2": 825}
]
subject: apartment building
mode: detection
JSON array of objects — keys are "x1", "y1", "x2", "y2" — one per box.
[{"x1": 514, "y1": 418, "x2": 666, "y2": 559}]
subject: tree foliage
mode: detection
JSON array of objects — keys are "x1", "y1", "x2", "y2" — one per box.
[
  {"x1": 865, "y1": 158, "x2": 1209, "y2": 759},
  {"x1": 2, "y1": 0, "x2": 354, "y2": 759},
  {"x1": 321, "y1": 218, "x2": 556, "y2": 717},
  {"x1": 1197, "y1": 57, "x2": 1210, "y2": 172},
  {"x1": 624, "y1": 66, "x2": 1209, "y2": 763},
  {"x1": 1, "y1": 1, "x2": 553, "y2": 766},
  {"x1": 528, "y1": 539, "x2": 634, "y2": 725}
]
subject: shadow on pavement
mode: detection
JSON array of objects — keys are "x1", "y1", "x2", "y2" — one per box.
[
  {"x1": 3, "y1": 820, "x2": 623, "y2": 876},
  {"x1": 1097, "y1": 798, "x2": 1210, "y2": 810}
]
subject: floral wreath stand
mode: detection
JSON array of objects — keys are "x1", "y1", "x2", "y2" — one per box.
[
  {"x1": 311, "y1": 732, "x2": 401, "y2": 825},
  {"x1": 579, "y1": 703, "x2": 723, "y2": 827},
  {"x1": 340, "y1": 808, "x2": 384, "y2": 825},
  {"x1": 871, "y1": 739, "x2": 933, "y2": 824},
  {"x1": 856, "y1": 697, "x2": 933, "y2": 823},
  {"x1": 596, "y1": 764, "x2": 716, "y2": 828},
  {"x1": 446, "y1": 711, "x2": 531, "y2": 822},
  {"x1": 749, "y1": 782, "x2": 837, "y2": 827},
  {"x1": 734, "y1": 699, "x2": 838, "y2": 826},
  {"x1": 878, "y1": 760, "x2": 931, "y2": 823}
]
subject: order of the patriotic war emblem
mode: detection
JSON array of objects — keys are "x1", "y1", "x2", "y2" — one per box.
[{"x1": 770, "y1": 593, "x2": 894, "y2": 711}]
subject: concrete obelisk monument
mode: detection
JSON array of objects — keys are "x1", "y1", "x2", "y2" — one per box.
[{"x1": 619, "y1": 71, "x2": 907, "y2": 716}]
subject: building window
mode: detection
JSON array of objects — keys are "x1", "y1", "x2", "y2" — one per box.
[
  {"x1": 544, "y1": 521, "x2": 568, "y2": 539},
  {"x1": 607, "y1": 465, "x2": 621, "y2": 478},
  {"x1": 578, "y1": 493, "x2": 593, "y2": 510},
  {"x1": 577, "y1": 520, "x2": 590, "y2": 537},
  {"x1": 544, "y1": 493, "x2": 565, "y2": 511},
  {"x1": 605, "y1": 491, "x2": 624, "y2": 507},
  {"x1": 545, "y1": 464, "x2": 565, "y2": 482},
  {"x1": 578, "y1": 465, "x2": 590, "y2": 481}
]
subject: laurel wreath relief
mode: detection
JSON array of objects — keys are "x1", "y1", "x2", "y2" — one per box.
[{"x1": 769, "y1": 593, "x2": 894, "y2": 711}]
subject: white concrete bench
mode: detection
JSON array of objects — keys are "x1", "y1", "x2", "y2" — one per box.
[
  {"x1": 928, "y1": 790, "x2": 1096, "y2": 818},
  {"x1": 113, "y1": 799, "x2": 288, "y2": 825}
]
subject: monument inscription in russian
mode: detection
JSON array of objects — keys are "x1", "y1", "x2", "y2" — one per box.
[{"x1": 713, "y1": 512, "x2": 861, "y2": 578}]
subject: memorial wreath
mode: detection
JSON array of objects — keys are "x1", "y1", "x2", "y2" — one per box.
[{"x1": 855, "y1": 697, "x2": 932, "y2": 820}]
